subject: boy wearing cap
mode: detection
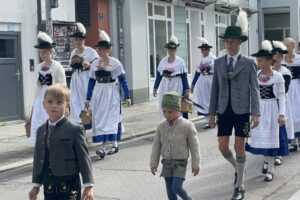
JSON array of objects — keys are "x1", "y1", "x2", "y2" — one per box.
[{"x1": 150, "y1": 91, "x2": 200, "y2": 200}]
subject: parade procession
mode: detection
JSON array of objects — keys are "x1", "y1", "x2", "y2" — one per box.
[{"x1": 1, "y1": 0, "x2": 300, "y2": 200}]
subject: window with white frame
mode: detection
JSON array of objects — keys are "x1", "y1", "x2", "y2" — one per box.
[
  {"x1": 215, "y1": 12, "x2": 230, "y2": 55},
  {"x1": 147, "y1": 2, "x2": 173, "y2": 79},
  {"x1": 186, "y1": 8, "x2": 205, "y2": 74}
]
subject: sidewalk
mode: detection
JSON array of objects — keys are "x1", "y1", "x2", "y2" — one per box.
[{"x1": 0, "y1": 100, "x2": 201, "y2": 172}]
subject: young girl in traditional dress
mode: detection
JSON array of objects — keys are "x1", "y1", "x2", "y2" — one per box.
[
  {"x1": 85, "y1": 30, "x2": 131, "y2": 158},
  {"x1": 191, "y1": 37, "x2": 216, "y2": 129},
  {"x1": 153, "y1": 36, "x2": 190, "y2": 120},
  {"x1": 246, "y1": 40, "x2": 288, "y2": 182},
  {"x1": 29, "y1": 32, "x2": 66, "y2": 144},
  {"x1": 69, "y1": 22, "x2": 99, "y2": 129},
  {"x1": 272, "y1": 40, "x2": 294, "y2": 165},
  {"x1": 282, "y1": 37, "x2": 300, "y2": 152}
]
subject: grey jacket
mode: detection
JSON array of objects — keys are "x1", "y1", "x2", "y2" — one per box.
[
  {"x1": 32, "y1": 118, "x2": 93, "y2": 184},
  {"x1": 209, "y1": 55, "x2": 260, "y2": 115}
]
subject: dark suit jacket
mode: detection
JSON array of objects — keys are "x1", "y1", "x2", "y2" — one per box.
[
  {"x1": 209, "y1": 55, "x2": 260, "y2": 115},
  {"x1": 32, "y1": 117, "x2": 93, "y2": 184}
]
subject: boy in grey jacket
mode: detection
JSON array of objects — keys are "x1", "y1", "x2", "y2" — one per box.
[
  {"x1": 150, "y1": 91, "x2": 200, "y2": 200},
  {"x1": 29, "y1": 84, "x2": 94, "y2": 200}
]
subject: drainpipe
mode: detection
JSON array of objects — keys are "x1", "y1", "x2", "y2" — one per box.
[
  {"x1": 37, "y1": 0, "x2": 42, "y2": 31},
  {"x1": 257, "y1": 0, "x2": 263, "y2": 45},
  {"x1": 117, "y1": 0, "x2": 124, "y2": 64}
]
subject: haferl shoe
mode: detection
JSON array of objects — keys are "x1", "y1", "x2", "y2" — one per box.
[
  {"x1": 203, "y1": 123, "x2": 211, "y2": 129},
  {"x1": 262, "y1": 161, "x2": 268, "y2": 174},
  {"x1": 274, "y1": 156, "x2": 282, "y2": 166},
  {"x1": 234, "y1": 172, "x2": 237, "y2": 185},
  {"x1": 264, "y1": 172, "x2": 274, "y2": 182},
  {"x1": 107, "y1": 147, "x2": 119, "y2": 155},
  {"x1": 289, "y1": 144, "x2": 298, "y2": 152},
  {"x1": 96, "y1": 149, "x2": 106, "y2": 159},
  {"x1": 231, "y1": 187, "x2": 245, "y2": 200}
]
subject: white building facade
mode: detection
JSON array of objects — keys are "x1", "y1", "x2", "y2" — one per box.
[
  {"x1": 0, "y1": 0, "x2": 75, "y2": 121},
  {"x1": 109, "y1": 0, "x2": 259, "y2": 103}
]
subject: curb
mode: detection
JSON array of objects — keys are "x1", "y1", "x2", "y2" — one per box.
[{"x1": 0, "y1": 116, "x2": 204, "y2": 173}]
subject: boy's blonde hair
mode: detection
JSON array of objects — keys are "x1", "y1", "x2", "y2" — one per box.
[{"x1": 44, "y1": 83, "x2": 70, "y2": 102}]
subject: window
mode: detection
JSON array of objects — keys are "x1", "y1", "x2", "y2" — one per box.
[
  {"x1": 186, "y1": 9, "x2": 205, "y2": 74},
  {"x1": 0, "y1": 39, "x2": 14, "y2": 58},
  {"x1": 215, "y1": 13, "x2": 230, "y2": 55},
  {"x1": 75, "y1": 0, "x2": 91, "y2": 27},
  {"x1": 147, "y1": 2, "x2": 173, "y2": 78},
  {"x1": 265, "y1": 28, "x2": 290, "y2": 41}
]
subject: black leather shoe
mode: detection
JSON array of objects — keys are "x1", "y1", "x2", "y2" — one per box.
[
  {"x1": 96, "y1": 149, "x2": 106, "y2": 158},
  {"x1": 231, "y1": 187, "x2": 245, "y2": 200},
  {"x1": 234, "y1": 172, "x2": 237, "y2": 185},
  {"x1": 289, "y1": 144, "x2": 298, "y2": 152},
  {"x1": 264, "y1": 172, "x2": 274, "y2": 182},
  {"x1": 107, "y1": 147, "x2": 119, "y2": 155},
  {"x1": 262, "y1": 162, "x2": 268, "y2": 174}
]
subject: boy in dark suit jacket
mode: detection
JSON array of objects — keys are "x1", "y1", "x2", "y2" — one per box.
[{"x1": 29, "y1": 83, "x2": 94, "y2": 200}]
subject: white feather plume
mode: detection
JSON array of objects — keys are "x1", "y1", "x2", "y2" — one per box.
[
  {"x1": 236, "y1": 8, "x2": 248, "y2": 33},
  {"x1": 99, "y1": 30, "x2": 110, "y2": 42},
  {"x1": 76, "y1": 22, "x2": 86, "y2": 34},
  {"x1": 37, "y1": 31, "x2": 53, "y2": 43},
  {"x1": 196, "y1": 37, "x2": 209, "y2": 45},
  {"x1": 272, "y1": 40, "x2": 287, "y2": 50},
  {"x1": 261, "y1": 40, "x2": 273, "y2": 51},
  {"x1": 169, "y1": 35, "x2": 179, "y2": 45}
]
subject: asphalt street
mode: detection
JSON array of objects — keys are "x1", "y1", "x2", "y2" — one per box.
[{"x1": 0, "y1": 121, "x2": 300, "y2": 200}]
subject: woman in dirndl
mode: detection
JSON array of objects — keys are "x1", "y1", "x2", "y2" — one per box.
[
  {"x1": 272, "y1": 40, "x2": 294, "y2": 165},
  {"x1": 246, "y1": 40, "x2": 288, "y2": 182},
  {"x1": 153, "y1": 35, "x2": 190, "y2": 120},
  {"x1": 282, "y1": 37, "x2": 300, "y2": 152},
  {"x1": 85, "y1": 30, "x2": 131, "y2": 159},
  {"x1": 191, "y1": 37, "x2": 216, "y2": 129},
  {"x1": 69, "y1": 22, "x2": 99, "y2": 129},
  {"x1": 29, "y1": 32, "x2": 66, "y2": 144}
]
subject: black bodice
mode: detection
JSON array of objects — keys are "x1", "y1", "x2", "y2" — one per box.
[
  {"x1": 95, "y1": 70, "x2": 115, "y2": 83},
  {"x1": 259, "y1": 85, "x2": 276, "y2": 99},
  {"x1": 38, "y1": 73, "x2": 53, "y2": 86},
  {"x1": 286, "y1": 65, "x2": 300, "y2": 79}
]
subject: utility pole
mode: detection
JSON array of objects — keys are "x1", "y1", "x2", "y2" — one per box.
[{"x1": 45, "y1": 0, "x2": 53, "y2": 36}]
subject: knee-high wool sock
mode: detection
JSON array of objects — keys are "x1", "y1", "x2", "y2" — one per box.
[
  {"x1": 235, "y1": 155, "x2": 246, "y2": 188},
  {"x1": 223, "y1": 150, "x2": 236, "y2": 169}
]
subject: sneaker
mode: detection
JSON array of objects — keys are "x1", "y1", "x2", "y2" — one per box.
[
  {"x1": 274, "y1": 156, "x2": 282, "y2": 166},
  {"x1": 262, "y1": 161, "x2": 268, "y2": 174},
  {"x1": 231, "y1": 187, "x2": 245, "y2": 200},
  {"x1": 96, "y1": 149, "x2": 106, "y2": 158},
  {"x1": 264, "y1": 172, "x2": 274, "y2": 182}
]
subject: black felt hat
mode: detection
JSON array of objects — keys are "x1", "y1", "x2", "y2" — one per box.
[
  {"x1": 271, "y1": 41, "x2": 288, "y2": 54},
  {"x1": 71, "y1": 22, "x2": 87, "y2": 38},
  {"x1": 251, "y1": 40, "x2": 274, "y2": 57},
  {"x1": 34, "y1": 32, "x2": 56, "y2": 49},
  {"x1": 94, "y1": 30, "x2": 112, "y2": 48},
  {"x1": 218, "y1": 26, "x2": 248, "y2": 42},
  {"x1": 198, "y1": 43, "x2": 212, "y2": 49},
  {"x1": 164, "y1": 36, "x2": 180, "y2": 49}
]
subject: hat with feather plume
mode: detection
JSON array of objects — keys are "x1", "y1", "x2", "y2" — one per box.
[
  {"x1": 164, "y1": 35, "x2": 180, "y2": 49},
  {"x1": 219, "y1": 8, "x2": 248, "y2": 42},
  {"x1": 71, "y1": 22, "x2": 87, "y2": 38},
  {"x1": 251, "y1": 40, "x2": 275, "y2": 57},
  {"x1": 196, "y1": 37, "x2": 212, "y2": 49},
  {"x1": 34, "y1": 31, "x2": 56, "y2": 49},
  {"x1": 271, "y1": 40, "x2": 288, "y2": 54},
  {"x1": 94, "y1": 30, "x2": 112, "y2": 48}
]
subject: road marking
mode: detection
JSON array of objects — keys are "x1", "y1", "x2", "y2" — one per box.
[
  {"x1": 0, "y1": 158, "x2": 33, "y2": 172},
  {"x1": 289, "y1": 190, "x2": 300, "y2": 200}
]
